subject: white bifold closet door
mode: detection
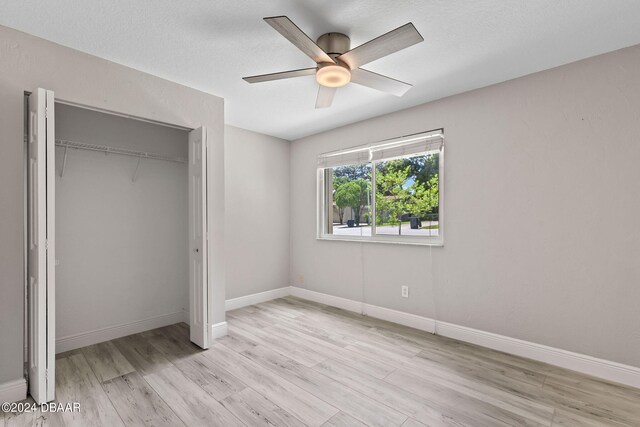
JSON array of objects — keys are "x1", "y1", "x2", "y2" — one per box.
[
  {"x1": 27, "y1": 95, "x2": 210, "y2": 403},
  {"x1": 188, "y1": 127, "x2": 209, "y2": 349},
  {"x1": 27, "y1": 88, "x2": 56, "y2": 404}
]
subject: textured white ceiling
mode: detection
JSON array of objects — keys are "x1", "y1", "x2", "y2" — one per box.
[{"x1": 2, "y1": 1, "x2": 640, "y2": 140}]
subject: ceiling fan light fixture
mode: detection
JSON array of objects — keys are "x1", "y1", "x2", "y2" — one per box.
[
  {"x1": 316, "y1": 64, "x2": 351, "y2": 88},
  {"x1": 244, "y1": 17, "x2": 424, "y2": 108}
]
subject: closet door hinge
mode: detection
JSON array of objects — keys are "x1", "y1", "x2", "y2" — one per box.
[{"x1": 45, "y1": 240, "x2": 48, "y2": 250}]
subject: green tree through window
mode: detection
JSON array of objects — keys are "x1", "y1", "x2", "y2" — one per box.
[{"x1": 375, "y1": 154, "x2": 439, "y2": 234}]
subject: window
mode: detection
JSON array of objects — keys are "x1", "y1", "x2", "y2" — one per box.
[{"x1": 317, "y1": 130, "x2": 443, "y2": 245}]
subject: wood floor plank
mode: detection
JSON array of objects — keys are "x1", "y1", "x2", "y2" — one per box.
[
  {"x1": 101, "y1": 371, "x2": 184, "y2": 426},
  {"x1": 145, "y1": 325, "x2": 204, "y2": 363},
  {"x1": 240, "y1": 343, "x2": 409, "y2": 427},
  {"x1": 415, "y1": 347, "x2": 547, "y2": 389},
  {"x1": 401, "y1": 418, "x2": 429, "y2": 427},
  {"x1": 55, "y1": 348, "x2": 83, "y2": 360},
  {"x1": 349, "y1": 333, "x2": 547, "y2": 408},
  {"x1": 293, "y1": 309, "x2": 413, "y2": 348},
  {"x1": 233, "y1": 305, "x2": 356, "y2": 348},
  {"x1": 229, "y1": 317, "x2": 328, "y2": 367},
  {"x1": 407, "y1": 366, "x2": 553, "y2": 425},
  {"x1": 268, "y1": 320, "x2": 396, "y2": 379},
  {"x1": 216, "y1": 331, "x2": 260, "y2": 354},
  {"x1": 55, "y1": 354, "x2": 124, "y2": 427},
  {"x1": 297, "y1": 312, "x2": 423, "y2": 359},
  {"x1": 345, "y1": 338, "x2": 421, "y2": 368},
  {"x1": 540, "y1": 380, "x2": 640, "y2": 426},
  {"x1": 384, "y1": 349, "x2": 555, "y2": 424},
  {"x1": 227, "y1": 308, "x2": 276, "y2": 329},
  {"x1": 143, "y1": 365, "x2": 244, "y2": 426},
  {"x1": 313, "y1": 358, "x2": 477, "y2": 427},
  {"x1": 320, "y1": 305, "x2": 434, "y2": 339},
  {"x1": 408, "y1": 353, "x2": 546, "y2": 415},
  {"x1": 81, "y1": 341, "x2": 136, "y2": 383},
  {"x1": 550, "y1": 408, "x2": 630, "y2": 427},
  {"x1": 174, "y1": 353, "x2": 247, "y2": 401},
  {"x1": 313, "y1": 309, "x2": 431, "y2": 355},
  {"x1": 433, "y1": 338, "x2": 554, "y2": 377},
  {"x1": 231, "y1": 314, "x2": 382, "y2": 376},
  {"x1": 221, "y1": 387, "x2": 306, "y2": 427},
  {"x1": 204, "y1": 342, "x2": 339, "y2": 426},
  {"x1": 544, "y1": 370, "x2": 640, "y2": 404},
  {"x1": 112, "y1": 333, "x2": 173, "y2": 376},
  {"x1": 175, "y1": 322, "x2": 189, "y2": 333},
  {"x1": 321, "y1": 411, "x2": 369, "y2": 427},
  {"x1": 385, "y1": 369, "x2": 549, "y2": 427},
  {"x1": 248, "y1": 304, "x2": 424, "y2": 364},
  {"x1": 260, "y1": 300, "x2": 307, "y2": 318},
  {"x1": 303, "y1": 311, "x2": 438, "y2": 359}
]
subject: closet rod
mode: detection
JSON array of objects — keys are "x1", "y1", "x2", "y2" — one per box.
[{"x1": 54, "y1": 139, "x2": 187, "y2": 163}]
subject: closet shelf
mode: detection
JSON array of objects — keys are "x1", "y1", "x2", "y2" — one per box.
[{"x1": 55, "y1": 139, "x2": 187, "y2": 163}]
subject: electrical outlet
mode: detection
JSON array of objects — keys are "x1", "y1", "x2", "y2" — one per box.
[
  {"x1": 401, "y1": 286, "x2": 409, "y2": 298},
  {"x1": 297, "y1": 274, "x2": 305, "y2": 285}
]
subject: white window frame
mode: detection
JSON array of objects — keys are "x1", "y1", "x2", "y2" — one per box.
[{"x1": 317, "y1": 129, "x2": 444, "y2": 246}]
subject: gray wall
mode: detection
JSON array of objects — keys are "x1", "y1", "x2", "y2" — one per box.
[
  {"x1": 290, "y1": 44, "x2": 640, "y2": 367},
  {"x1": 0, "y1": 25, "x2": 225, "y2": 387},
  {"x1": 225, "y1": 125, "x2": 290, "y2": 299},
  {"x1": 55, "y1": 104, "x2": 188, "y2": 341}
]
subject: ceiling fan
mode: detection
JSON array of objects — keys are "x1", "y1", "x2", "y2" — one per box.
[{"x1": 243, "y1": 16, "x2": 424, "y2": 108}]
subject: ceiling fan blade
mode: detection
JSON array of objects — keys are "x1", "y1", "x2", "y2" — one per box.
[
  {"x1": 350, "y1": 68, "x2": 412, "y2": 96},
  {"x1": 243, "y1": 67, "x2": 317, "y2": 83},
  {"x1": 264, "y1": 16, "x2": 335, "y2": 64},
  {"x1": 337, "y1": 23, "x2": 423, "y2": 69},
  {"x1": 315, "y1": 85, "x2": 337, "y2": 109}
]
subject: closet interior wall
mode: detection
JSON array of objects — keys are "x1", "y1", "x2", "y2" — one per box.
[{"x1": 54, "y1": 103, "x2": 189, "y2": 350}]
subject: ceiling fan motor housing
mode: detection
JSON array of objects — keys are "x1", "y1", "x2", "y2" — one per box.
[{"x1": 317, "y1": 33, "x2": 351, "y2": 59}]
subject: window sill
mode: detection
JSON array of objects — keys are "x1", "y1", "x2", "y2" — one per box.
[{"x1": 316, "y1": 234, "x2": 444, "y2": 247}]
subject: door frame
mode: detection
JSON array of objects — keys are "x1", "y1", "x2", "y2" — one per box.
[{"x1": 25, "y1": 92, "x2": 213, "y2": 403}]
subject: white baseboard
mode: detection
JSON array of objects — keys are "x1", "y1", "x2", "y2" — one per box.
[
  {"x1": 288, "y1": 286, "x2": 640, "y2": 389},
  {"x1": 436, "y1": 320, "x2": 640, "y2": 389},
  {"x1": 56, "y1": 311, "x2": 186, "y2": 353},
  {"x1": 226, "y1": 286, "x2": 291, "y2": 311},
  {"x1": 290, "y1": 287, "x2": 436, "y2": 332},
  {"x1": 363, "y1": 303, "x2": 437, "y2": 333},
  {"x1": 211, "y1": 321, "x2": 228, "y2": 339},
  {"x1": 290, "y1": 286, "x2": 363, "y2": 313},
  {"x1": 0, "y1": 378, "x2": 27, "y2": 403}
]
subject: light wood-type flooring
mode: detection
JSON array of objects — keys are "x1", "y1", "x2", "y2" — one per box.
[{"x1": 3, "y1": 296, "x2": 640, "y2": 426}]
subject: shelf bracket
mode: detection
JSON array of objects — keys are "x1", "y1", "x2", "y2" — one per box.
[
  {"x1": 60, "y1": 145, "x2": 68, "y2": 178},
  {"x1": 132, "y1": 154, "x2": 144, "y2": 182}
]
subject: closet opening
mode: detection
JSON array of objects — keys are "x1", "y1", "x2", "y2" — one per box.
[
  {"x1": 55, "y1": 102, "x2": 191, "y2": 350},
  {"x1": 25, "y1": 89, "x2": 211, "y2": 404}
]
